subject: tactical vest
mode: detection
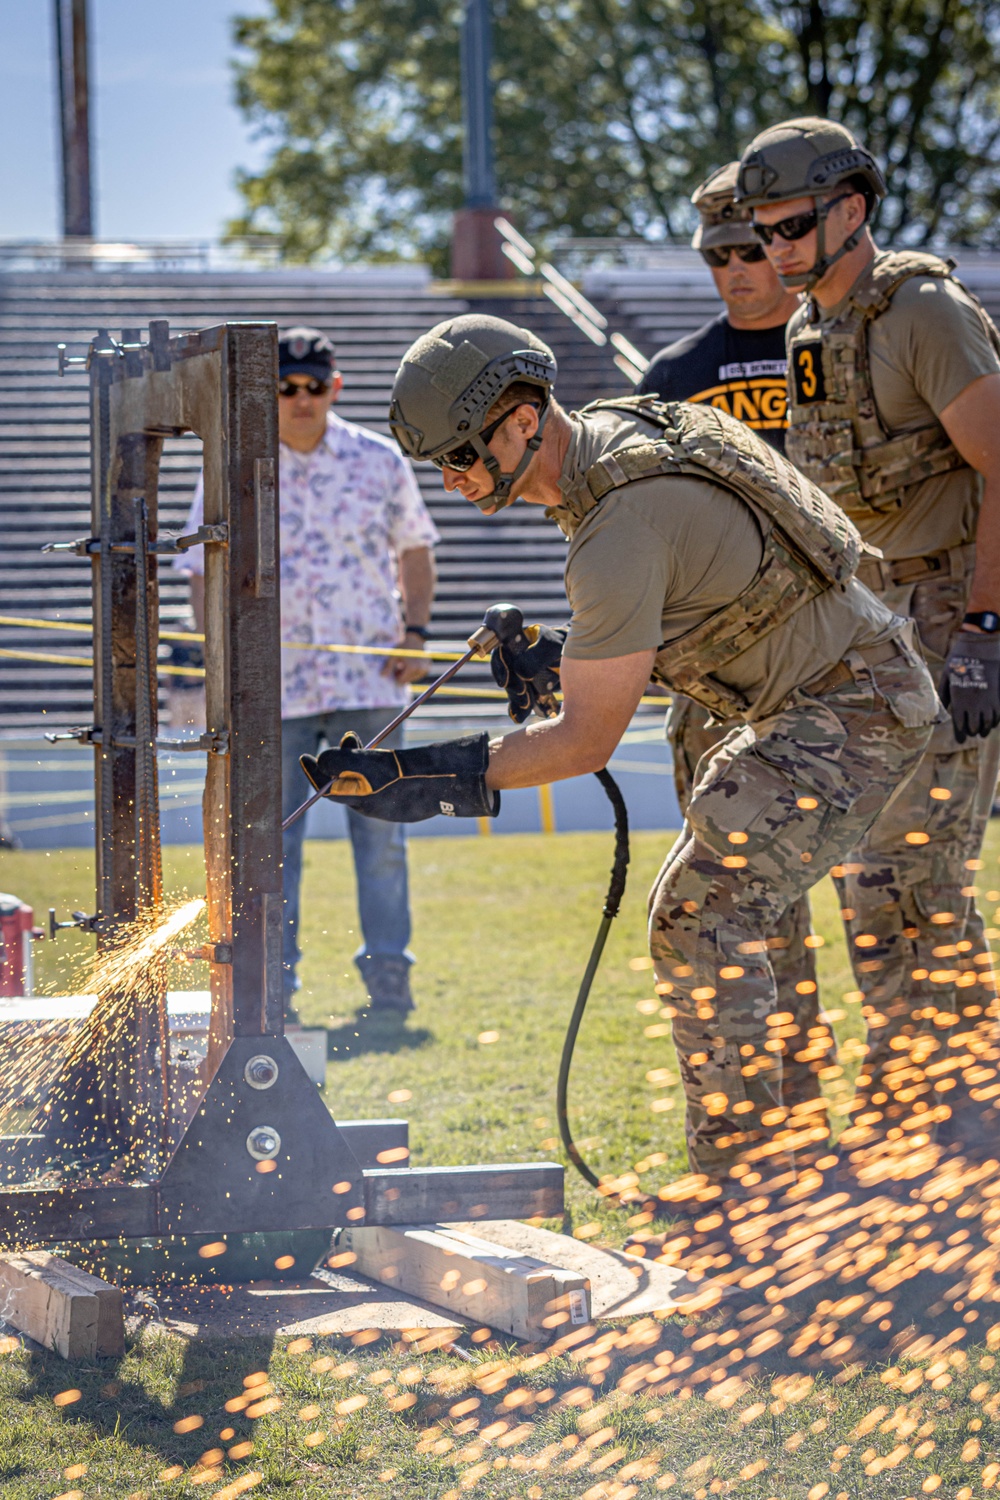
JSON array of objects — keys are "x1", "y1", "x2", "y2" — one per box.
[
  {"x1": 786, "y1": 252, "x2": 1000, "y2": 513},
  {"x1": 556, "y1": 396, "x2": 869, "y2": 719}
]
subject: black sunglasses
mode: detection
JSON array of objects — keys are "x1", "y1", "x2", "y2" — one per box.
[
  {"x1": 278, "y1": 377, "x2": 333, "y2": 397},
  {"x1": 701, "y1": 242, "x2": 767, "y2": 268},
  {"x1": 431, "y1": 403, "x2": 537, "y2": 472},
  {"x1": 751, "y1": 193, "x2": 852, "y2": 246}
]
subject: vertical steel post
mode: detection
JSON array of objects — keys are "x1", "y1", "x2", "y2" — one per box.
[
  {"x1": 461, "y1": 0, "x2": 497, "y2": 209},
  {"x1": 453, "y1": 0, "x2": 510, "y2": 279},
  {"x1": 89, "y1": 335, "x2": 166, "y2": 1166},
  {"x1": 203, "y1": 324, "x2": 283, "y2": 1071},
  {"x1": 54, "y1": 0, "x2": 93, "y2": 239}
]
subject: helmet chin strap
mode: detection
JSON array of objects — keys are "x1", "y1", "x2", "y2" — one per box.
[
  {"x1": 469, "y1": 398, "x2": 551, "y2": 514},
  {"x1": 777, "y1": 195, "x2": 865, "y2": 293}
]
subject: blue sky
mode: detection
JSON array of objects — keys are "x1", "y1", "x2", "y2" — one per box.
[{"x1": 0, "y1": 0, "x2": 270, "y2": 241}]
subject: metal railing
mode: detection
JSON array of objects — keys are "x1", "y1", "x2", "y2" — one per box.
[
  {"x1": 494, "y1": 220, "x2": 649, "y2": 381},
  {"x1": 549, "y1": 237, "x2": 704, "y2": 275},
  {"x1": 0, "y1": 238, "x2": 285, "y2": 272}
]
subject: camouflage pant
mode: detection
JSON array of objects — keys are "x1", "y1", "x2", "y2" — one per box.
[
  {"x1": 835, "y1": 567, "x2": 1000, "y2": 1152},
  {"x1": 650, "y1": 650, "x2": 935, "y2": 1181},
  {"x1": 667, "y1": 696, "x2": 826, "y2": 1120}
]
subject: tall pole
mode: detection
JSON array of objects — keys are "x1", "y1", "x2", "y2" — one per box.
[
  {"x1": 461, "y1": 0, "x2": 497, "y2": 209},
  {"x1": 452, "y1": 0, "x2": 511, "y2": 280},
  {"x1": 54, "y1": 0, "x2": 93, "y2": 238}
]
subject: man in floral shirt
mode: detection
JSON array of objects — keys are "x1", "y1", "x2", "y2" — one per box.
[{"x1": 176, "y1": 327, "x2": 439, "y2": 1018}]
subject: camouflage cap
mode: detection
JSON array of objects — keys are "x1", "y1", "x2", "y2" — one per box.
[
  {"x1": 735, "y1": 117, "x2": 887, "y2": 208},
  {"x1": 690, "y1": 161, "x2": 755, "y2": 250}
]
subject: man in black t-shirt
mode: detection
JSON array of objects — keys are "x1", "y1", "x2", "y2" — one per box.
[
  {"x1": 637, "y1": 167, "x2": 827, "y2": 1128},
  {"x1": 637, "y1": 161, "x2": 800, "y2": 453}
]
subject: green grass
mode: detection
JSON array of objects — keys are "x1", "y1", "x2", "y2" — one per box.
[
  {"x1": 2, "y1": 827, "x2": 1000, "y2": 1497},
  {"x1": 6, "y1": 825, "x2": 969, "y2": 1229}
]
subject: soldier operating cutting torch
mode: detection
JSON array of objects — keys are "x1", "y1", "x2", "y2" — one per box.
[{"x1": 291, "y1": 309, "x2": 949, "y2": 1199}]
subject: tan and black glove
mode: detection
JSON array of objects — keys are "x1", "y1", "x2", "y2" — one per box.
[{"x1": 300, "y1": 731, "x2": 499, "y2": 822}]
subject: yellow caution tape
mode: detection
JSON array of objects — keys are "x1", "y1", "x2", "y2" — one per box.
[
  {"x1": 0, "y1": 646, "x2": 204, "y2": 678},
  {"x1": 0, "y1": 646, "x2": 92, "y2": 668},
  {"x1": 0, "y1": 623, "x2": 674, "y2": 708},
  {"x1": 0, "y1": 613, "x2": 458, "y2": 662}
]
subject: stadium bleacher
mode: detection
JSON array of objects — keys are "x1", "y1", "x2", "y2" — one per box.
[
  {"x1": 0, "y1": 264, "x2": 631, "y2": 733},
  {"x1": 6, "y1": 247, "x2": 1000, "y2": 737}
]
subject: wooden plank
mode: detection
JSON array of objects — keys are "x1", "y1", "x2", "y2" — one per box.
[
  {"x1": 362, "y1": 1163, "x2": 563, "y2": 1225},
  {"x1": 0, "y1": 1250, "x2": 123, "y2": 1359},
  {"x1": 342, "y1": 1223, "x2": 591, "y2": 1343},
  {"x1": 451, "y1": 1219, "x2": 703, "y2": 1321},
  {"x1": 32, "y1": 1256, "x2": 125, "y2": 1357}
]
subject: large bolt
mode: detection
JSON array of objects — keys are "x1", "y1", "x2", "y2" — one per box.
[
  {"x1": 244, "y1": 1054, "x2": 279, "y2": 1090},
  {"x1": 246, "y1": 1125, "x2": 282, "y2": 1161}
]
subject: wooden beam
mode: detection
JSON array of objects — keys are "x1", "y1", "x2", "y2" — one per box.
[
  {"x1": 41, "y1": 1256, "x2": 125, "y2": 1356},
  {"x1": 342, "y1": 1223, "x2": 591, "y2": 1343},
  {"x1": 0, "y1": 1251, "x2": 123, "y2": 1359}
]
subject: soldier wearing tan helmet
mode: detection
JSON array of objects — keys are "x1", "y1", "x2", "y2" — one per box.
[
  {"x1": 738, "y1": 117, "x2": 1000, "y2": 1153},
  {"x1": 639, "y1": 166, "x2": 827, "y2": 1122},
  {"x1": 297, "y1": 311, "x2": 943, "y2": 1194}
]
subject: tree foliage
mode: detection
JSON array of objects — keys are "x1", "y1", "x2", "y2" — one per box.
[{"x1": 229, "y1": 0, "x2": 1000, "y2": 270}]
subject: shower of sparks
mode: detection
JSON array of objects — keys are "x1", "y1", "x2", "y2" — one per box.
[
  {"x1": 82, "y1": 897, "x2": 207, "y2": 998},
  {"x1": 4, "y1": 896, "x2": 207, "y2": 1185}
]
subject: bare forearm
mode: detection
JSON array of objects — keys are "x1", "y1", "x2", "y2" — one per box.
[
  {"x1": 968, "y1": 470, "x2": 1000, "y2": 614},
  {"x1": 399, "y1": 547, "x2": 436, "y2": 628},
  {"x1": 484, "y1": 649, "x2": 655, "y2": 789},
  {"x1": 940, "y1": 374, "x2": 1000, "y2": 615},
  {"x1": 486, "y1": 713, "x2": 609, "y2": 789}
]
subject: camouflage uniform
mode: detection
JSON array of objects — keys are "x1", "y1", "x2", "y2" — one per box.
[
  {"x1": 650, "y1": 655, "x2": 934, "y2": 1179},
  {"x1": 784, "y1": 252, "x2": 1000, "y2": 1120},
  {"x1": 657, "y1": 162, "x2": 824, "y2": 1125},
  {"x1": 667, "y1": 696, "x2": 828, "y2": 1123},
  {"x1": 549, "y1": 395, "x2": 940, "y2": 1180}
]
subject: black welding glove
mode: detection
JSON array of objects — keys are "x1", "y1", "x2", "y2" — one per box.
[
  {"x1": 490, "y1": 623, "x2": 568, "y2": 723},
  {"x1": 300, "y1": 731, "x2": 499, "y2": 822},
  {"x1": 940, "y1": 629, "x2": 1000, "y2": 742}
]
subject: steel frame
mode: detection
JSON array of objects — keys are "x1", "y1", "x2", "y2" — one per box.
[{"x1": 0, "y1": 321, "x2": 562, "y2": 1245}]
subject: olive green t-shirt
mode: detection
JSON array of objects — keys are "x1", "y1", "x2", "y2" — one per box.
[
  {"x1": 554, "y1": 408, "x2": 899, "y2": 720},
  {"x1": 786, "y1": 259, "x2": 1000, "y2": 559}
]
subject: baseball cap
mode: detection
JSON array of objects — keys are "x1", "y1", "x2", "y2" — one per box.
[
  {"x1": 690, "y1": 161, "x2": 755, "y2": 250},
  {"x1": 278, "y1": 327, "x2": 337, "y2": 381}
]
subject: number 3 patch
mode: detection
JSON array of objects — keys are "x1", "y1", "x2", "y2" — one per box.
[{"x1": 791, "y1": 342, "x2": 826, "y2": 405}]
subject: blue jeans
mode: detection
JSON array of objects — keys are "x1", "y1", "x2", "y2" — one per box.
[{"x1": 280, "y1": 708, "x2": 413, "y2": 996}]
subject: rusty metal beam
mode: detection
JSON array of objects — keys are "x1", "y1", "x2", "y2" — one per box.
[{"x1": 4, "y1": 319, "x2": 566, "y2": 1252}]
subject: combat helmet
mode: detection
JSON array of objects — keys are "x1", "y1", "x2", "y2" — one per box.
[
  {"x1": 390, "y1": 314, "x2": 557, "y2": 512},
  {"x1": 690, "y1": 161, "x2": 754, "y2": 250},
  {"x1": 735, "y1": 117, "x2": 887, "y2": 290}
]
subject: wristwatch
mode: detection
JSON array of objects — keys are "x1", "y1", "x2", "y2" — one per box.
[
  {"x1": 963, "y1": 612, "x2": 1000, "y2": 633},
  {"x1": 404, "y1": 624, "x2": 431, "y2": 639}
]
